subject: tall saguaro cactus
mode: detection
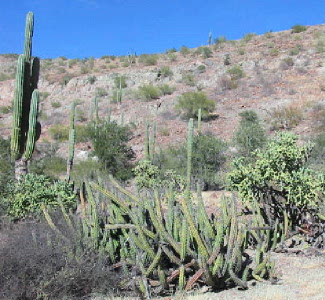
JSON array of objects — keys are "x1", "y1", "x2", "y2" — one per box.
[{"x1": 11, "y1": 12, "x2": 40, "y2": 180}]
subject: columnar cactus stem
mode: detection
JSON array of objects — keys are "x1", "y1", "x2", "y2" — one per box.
[
  {"x1": 67, "y1": 101, "x2": 76, "y2": 181},
  {"x1": 197, "y1": 108, "x2": 202, "y2": 134},
  {"x1": 186, "y1": 118, "x2": 194, "y2": 192},
  {"x1": 11, "y1": 12, "x2": 40, "y2": 181}
]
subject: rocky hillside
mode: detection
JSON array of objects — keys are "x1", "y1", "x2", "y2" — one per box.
[{"x1": 0, "y1": 24, "x2": 324, "y2": 161}]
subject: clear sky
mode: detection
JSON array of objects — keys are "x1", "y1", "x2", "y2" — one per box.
[{"x1": 1, "y1": 0, "x2": 324, "y2": 59}]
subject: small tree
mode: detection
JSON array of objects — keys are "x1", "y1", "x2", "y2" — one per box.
[
  {"x1": 89, "y1": 121, "x2": 135, "y2": 181},
  {"x1": 233, "y1": 110, "x2": 267, "y2": 157},
  {"x1": 228, "y1": 132, "x2": 324, "y2": 226},
  {"x1": 176, "y1": 91, "x2": 215, "y2": 119}
]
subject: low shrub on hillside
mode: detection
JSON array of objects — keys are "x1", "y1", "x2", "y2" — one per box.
[
  {"x1": 138, "y1": 84, "x2": 162, "y2": 101},
  {"x1": 176, "y1": 91, "x2": 215, "y2": 119},
  {"x1": 138, "y1": 54, "x2": 158, "y2": 66},
  {"x1": 291, "y1": 24, "x2": 307, "y2": 33}
]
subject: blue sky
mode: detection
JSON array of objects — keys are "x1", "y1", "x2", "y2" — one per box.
[{"x1": 1, "y1": 0, "x2": 324, "y2": 59}]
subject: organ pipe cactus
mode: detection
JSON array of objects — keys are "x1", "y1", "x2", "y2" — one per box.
[{"x1": 11, "y1": 12, "x2": 40, "y2": 180}]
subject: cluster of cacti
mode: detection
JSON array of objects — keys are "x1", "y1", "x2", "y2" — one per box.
[
  {"x1": 44, "y1": 177, "x2": 274, "y2": 296},
  {"x1": 11, "y1": 12, "x2": 40, "y2": 180},
  {"x1": 43, "y1": 118, "x2": 274, "y2": 297},
  {"x1": 144, "y1": 122, "x2": 156, "y2": 162},
  {"x1": 197, "y1": 108, "x2": 202, "y2": 134},
  {"x1": 66, "y1": 101, "x2": 76, "y2": 181}
]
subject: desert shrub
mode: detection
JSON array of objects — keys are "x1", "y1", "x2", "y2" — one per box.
[
  {"x1": 138, "y1": 54, "x2": 158, "y2": 66},
  {"x1": 88, "y1": 121, "x2": 135, "y2": 181},
  {"x1": 49, "y1": 124, "x2": 69, "y2": 141},
  {"x1": 5, "y1": 173, "x2": 76, "y2": 219},
  {"x1": 197, "y1": 64, "x2": 206, "y2": 73},
  {"x1": 114, "y1": 75, "x2": 127, "y2": 88},
  {"x1": 138, "y1": 84, "x2": 161, "y2": 101},
  {"x1": 158, "y1": 83, "x2": 175, "y2": 95},
  {"x1": 315, "y1": 39, "x2": 325, "y2": 53},
  {"x1": 0, "y1": 219, "x2": 135, "y2": 299},
  {"x1": 155, "y1": 133, "x2": 227, "y2": 190},
  {"x1": 180, "y1": 45, "x2": 190, "y2": 55},
  {"x1": 269, "y1": 105, "x2": 303, "y2": 130},
  {"x1": 291, "y1": 24, "x2": 307, "y2": 33},
  {"x1": 242, "y1": 33, "x2": 257, "y2": 43},
  {"x1": 158, "y1": 66, "x2": 173, "y2": 78},
  {"x1": 87, "y1": 75, "x2": 97, "y2": 84},
  {"x1": 51, "y1": 101, "x2": 61, "y2": 108},
  {"x1": 176, "y1": 91, "x2": 215, "y2": 119},
  {"x1": 214, "y1": 36, "x2": 227, "y2": 45},
  {"x1": 196, "y1": 46, "x2": 213, "y2": 58},
  {"x1": 233, "y1": 110, "x2": 267, "y2": 158},
  {"x1": 181, "y1": 72, "x2": 196, "y2": 86},
  {"x1": 223, "y1": 54, "x2": 231, "y2": 65},
  {"x1": 279, "y1": 57, "x2": 294, "y2": 70},
  {"x1": 228, "y1": 132, "x2": 324, "y2": 226},
  {"x1": 134, "y1": 160, "x2": 185, "y2": 191},
  {"x1": 165, "y1": 47, "x2": 177, "y2": 54},
  {"x1": 269, "y1": 48, "x2": 279, "y2": 56},
  {"x1": 227, "y1": 65, "x2": 245, "y2": 80},
  {"x1": 95, "y1": 87, "x2": 108, "y2": 97},
  {"x1": 0, "y1": 105, "x2": 12, "y2": 114},
  {"x1": 30, "y1": 155, "x2": 66, "y2": 179}
]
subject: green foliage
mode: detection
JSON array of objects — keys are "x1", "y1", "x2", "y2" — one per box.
[
  {"x1": 242, "y1": 33, "x2": 257, "y2": 43},
  {"x1": 158, "y1": 66, "x2": 173, "y2": 78},
  {"x1": 114, "y1": 75, "x2": 127, "y2": 88},
  {"x1": 134, "y1": 160, "x2": 186, "y2": 191},
  {"x1": 234, "y1": 110, "x2": 267, "y2": 157},
  {"x1": 291, "y1": 24, "x2": 307, "y2": 33},
  {"x1": 269, "y1": 105, "x2": 303, "y2": 130},
  {"x1": 308, "y1": 133, "x2": 325, "y2": 173},
  {"x1": 181, "y1": 73, "x2": 196, "y2": 86},
  {"x1": 138, "y1": 84, "x2": 162, "y2": 101},
  {"x1": 156, "y1": 134, "x2": 227, "y2": 190},
  {"x1": 176, "y1": 91, "x2": 215, "y2": 119},
  {"x1": 227, "y1": 65, "x2": 245, "y2": 80},
  {"x1": 165, "y1": 47, "x2": 177, "y2": 54},
  {"x1": 87, "y1": 75, "x2": 97, "y2": 84},
  {"x1": 138, "y1": 54, "x2": 158, "y2": 66},
  {"x1": 158, "y1": 84, "x2": 175, "y2": 95},
  {"x1": 196, "y1": 46, "x2": 213, "y2": 58},
  {"x1": 180, "y1": 46, "x2": 190, "y2": 56},
  {"x1": 6, "y1": 173, "x2": 76, "y2": 219},
  {"x1": 95, "y1": 87, "x2": 108, "y2": 97},
  {"x1": 228, "y1": 132, "x2": 324, "y2": 213},
  {"x1": 48, "y1": 124, "x2": 69, "y2": 141},
  {"x1": 29, "y1": 155, "x2": 66, "y2": 179},
  {"x1": 214, "y1": 36, "x2": 227, "y2": 45},
  {"x1": 51, "y1": 101, "x2": 61, "y2": 108},
  {"x1": 88, "y1": 121, "x2": 135, "y2": 181}
]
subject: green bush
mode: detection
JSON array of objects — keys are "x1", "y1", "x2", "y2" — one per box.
[
  {"x1": 228, "y1": 132, "x2": 324, "y2": 224},
  {"x1": 165, "y1": 47, "x2": 177, "y2": 54},
  {"x1": 158, "y1": 66, "x2": 173, "y2": 78},
  {"x1": 233, "y1": 110, "x2": 267, "y2": 158},
  {"x1": 227, "y1": 65, "x2": 245, "y2": 80},
  {"x1": 138, "y1": 54, "x2": 158, "y2": 66},
  {"x1": 114, "y1": 75, "x2": 127, "y2": 88},
  {"x1": 87, "y1": 75, "x2": 97, "y2": 84},
  {"x1": 291, "y1": 24, "x2": 307, "y2": 33},
  {"x1": 51, "y1": 101, "x2": 61, "y2": 108},
  {"x1": 155, "y1": 134, "x2": 227, "y2": 190},
  {"x1": 49, "y1": 125, "x2": 69, "y2": 141},
  {"x1": 88, "y1": 121, "x2": 135, "y2": 181},
  {"x1": 176, "y1": 91, "x2": 215, "y2": 119},
  {"x1": 308, "y1": 133, "x2": 325, "y2": 172},
  {"x1": 6, "y1": 173, "x2": 76, "y2": 219},
  {"x1": 158, "y1": 84, "x2": 175, "y2": 95},
  {"x1": 181, "y1": 73, "x2": 196, "y2": 86},
  {"x1": 138, "y1": 84, "x2": 161, "y2": 101},
  {"x1": 95, "y1": 87, "x2": 108, "y2": 97},
  {"x1": 196, "y1": 46, "x2": 213, "y2": 58},
  {"x1": 180, "y1": 45, "x2": 190, "y2": 56},
  {"x1": 29, "y1": 156, "x2": 66, "y2": 179},
  {"x1": 242, "y1": 33, "x2": 257, "y2": 43}
]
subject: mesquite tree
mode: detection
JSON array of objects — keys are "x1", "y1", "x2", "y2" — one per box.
[{"x1": 11, "y1": 12, "x2": 40, "y2": 180}]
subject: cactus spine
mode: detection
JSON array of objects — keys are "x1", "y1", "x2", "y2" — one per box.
[{"x1": 11, "y1": 12, "x2": 40, "y2": 180}]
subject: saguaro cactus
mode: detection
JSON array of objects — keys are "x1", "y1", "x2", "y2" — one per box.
[
  {"x1": 67, "y1": 101, "x2": 76, "y2": 181},
  {"x1": 11, "y1": 11, "x2": 40, "y2": 180}
]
